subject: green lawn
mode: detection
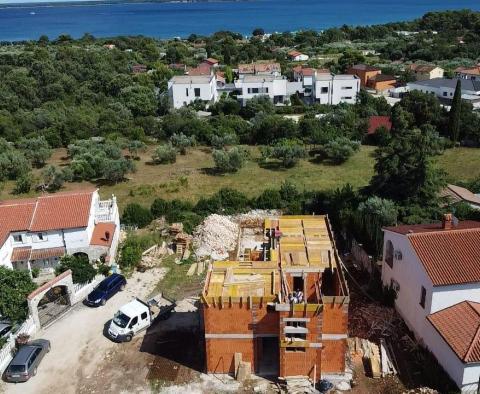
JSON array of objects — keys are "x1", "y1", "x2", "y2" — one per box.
[{"x1": 2, "y1": 145, "x2": 479, "y2": 211}]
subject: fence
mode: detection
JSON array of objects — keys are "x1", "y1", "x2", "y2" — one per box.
[
  {"x1": 0, "y1": 315, "x2": 37, "y2": 374},
  {"x1": 71, "y1": 274, "x2": 105, "y2": 304}
]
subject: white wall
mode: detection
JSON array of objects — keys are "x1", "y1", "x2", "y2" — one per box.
[
  {"x1": 331, "y1": 78, "x2": 360, "y2": 104},
  {"x1": 168, "y1": 78, "x2": 218, "y2": 109},
  {"x1": 381, "y1": 230, "x2": 434, "y2": 339},
  {"x1": 431, "y1": 283, "x2": 480, "y2": 314}
]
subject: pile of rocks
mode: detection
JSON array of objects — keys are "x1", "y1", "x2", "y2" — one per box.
[{"x1": 193, "y1": 214, "x2": 239, "y2": 260}]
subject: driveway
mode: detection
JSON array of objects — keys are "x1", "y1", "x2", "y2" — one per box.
[{"x1": 1, "y1": 268, "x2": 166, "y2": 394}]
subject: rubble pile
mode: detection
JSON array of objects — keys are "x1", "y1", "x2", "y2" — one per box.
[
  {"x1": 193, "y1": 214, "x2": 239, "y2": 260},
  {"x1": 139, "y1": 242, "x2": 168, "y2": 269},
  {"x1": 233, "y1": 210, "x2": 280, "y2": 228}
]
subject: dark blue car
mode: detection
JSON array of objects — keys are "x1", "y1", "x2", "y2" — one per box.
[{"x1": 85, "y1": 274, "x2": 126, "y2": 306}]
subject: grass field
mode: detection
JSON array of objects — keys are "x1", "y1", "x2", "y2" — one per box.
[{"x1": 1, "y1": 145, "x2": 479, "y2": 211}]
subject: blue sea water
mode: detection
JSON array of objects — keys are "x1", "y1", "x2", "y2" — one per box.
[{"x1": 0, "y1": 0, "x2": 479, "y2": 42}]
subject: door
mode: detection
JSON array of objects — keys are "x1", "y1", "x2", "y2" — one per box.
[
  {"x1": 128, "y1": 316, "x2": 139, "y2": 334},
  {"x1": 138, "y1": 311, "x2": 150, "y2": 330}
]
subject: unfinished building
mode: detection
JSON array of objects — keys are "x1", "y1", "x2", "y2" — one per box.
[{"x1": 200, "y1": 215, "x2": 349, "y2": 380}]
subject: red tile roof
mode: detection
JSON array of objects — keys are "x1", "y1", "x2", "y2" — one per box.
[
  {"x1": 440, "y1": 184, "x2": 480, "y2": 206},
  {"x1": 409, "y1": 228, "x2": 480, "y2": 286},
  {"x1": 428, "y1": 301, "x2": 480, "y2": 362},
  {"x1": 90, "y1": 222, "x2": 116, "y2": 247},
  {"x1": 350, "y1": 64, "x2": 380, "y2": 72},
  {"x1": 27, "y1": 269, "x2": 72, "y2": 300},
  {"x1": 30, "y1": 247, "x2": 66, "y2": 260},
  {"x1": 383, "y1": 220, "x2": 480, "y2": 235},
  {"x1": 288, "y1": 50, "x2": 303, "y2": 58},
  {"x1": 204, "y1": 58, "x2": 219, "y2": 65},
  {"x1": 0, "y1": 190, "x2": 95, "y2": 244},
  {"x1": 367, "y1": 116, "x2": 392, "y2": 135},
  {"x1": 11, "y1": 247, "x2": 32, "y2": 261}
]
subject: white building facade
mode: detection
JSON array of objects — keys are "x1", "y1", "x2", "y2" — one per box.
[
  {"x1": 314, "y1": 74, "x2": 360, "y2": 105},
  {"x1": 381, "y1": 217, "x2": 480, "y2": 392},
  {"x1": 235, "y1": 75, "x2": 288, "y2": 106},
  {"x1": 0, "y1": 190, "x2": 120, "y2": 277},
  {"x1": 168, "y1": 75, "x2": 218, "y2": 109}
]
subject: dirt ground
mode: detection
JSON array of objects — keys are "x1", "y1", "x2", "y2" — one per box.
[{"x1": 0, "y1": 267, "x2": 167, "y2": 394}]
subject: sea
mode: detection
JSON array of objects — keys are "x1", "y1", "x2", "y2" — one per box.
[{"x1": 0, "y1": 0, "x2": 479, "y2": 42}]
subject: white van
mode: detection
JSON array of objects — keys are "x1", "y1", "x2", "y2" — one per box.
[{"x1": 107, "y1": 294, "x2": 175, "y2": 342}]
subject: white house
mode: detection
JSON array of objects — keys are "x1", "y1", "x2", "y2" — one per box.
[
  {"x1": 381, "y1": 215, "x2": 480, "y2": 392},
  {"x1": 234, "y1": 75, "x2": 287, "y2": 106},
  {"x1": 288, "y1": 50, "x2": 309, "y2": 62},
  {"x1": 0, "y1": 190, "x2": 120, "y2": 277},
  {"x1": 314, "y1": 74, "x2": 360, "y2": 105},
  {"x1": 407, "y1": 64, "x2": 444, "y2": 81},
  {"x1": 168, "y1": 75, "x2": 219, "y2": 109},
  {"x1": 407, "y1": 78, "x2": 480, "y2": 108},
  {"x1": 455, "y1": 66, "x2": 480, "y2": 81}
]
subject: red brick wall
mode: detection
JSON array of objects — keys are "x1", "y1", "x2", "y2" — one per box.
[
  {"x1": 280, "y1": 347, "x2": 319, "y2": 378},
  {"x1": 321, "y1": 339, "x2": 346, "y2": 373},
  {"x1": 322, "y1": 303, "x2": 348, "y2": 334},
  {"x1": 203, "y1": 303, "x2": 253, "y2": 334},
  {"x1": 205, "y1": 338, "x2": 255, "y2": 373}
]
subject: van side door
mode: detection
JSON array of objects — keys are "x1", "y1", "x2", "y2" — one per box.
[
  {"x1": 128, "y1": 316, "x2": 139, "y2": 334},
  {"x1": 138, "y1": 311, "x2": 150, "y2": 330}
]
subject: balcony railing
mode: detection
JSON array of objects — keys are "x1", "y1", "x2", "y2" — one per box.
[{"x1": 95, "y1": 198, "x2": 118, "y2": 223}]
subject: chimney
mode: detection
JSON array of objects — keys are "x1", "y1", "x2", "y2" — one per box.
[
  {"x1": 105, "y1": 231, "x2": 110, "y2": 241},
  {"x1": 442, "y1": 213, "x2": 453, "y2": 230}
]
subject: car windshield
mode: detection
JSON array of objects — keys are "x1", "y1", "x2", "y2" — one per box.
[
  {"x1": 9, "y1": 364, "x2": 26, "y2": 373},
  {"x1": 113, "y1": 312, "x2": 130, "y2": 328}
]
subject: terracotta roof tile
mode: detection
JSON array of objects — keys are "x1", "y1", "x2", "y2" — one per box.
[
  {"x1": 383, "y1": 220, "x2": 480, "y2": 235},
  {"x1": 0, "y1": 190, "x2": 94, "y2": 244},
  {"x1": 428, "y1": 301, "x2": 480, "y2": 362},
  {"x1": 367, "y1": 116, "x2": 392, "y2": 134},
  {"x1": 442, "y1": 184, "x2": 480, "y2": 206},
  {"x1": 11, "y1": 247, "x2": 32, "y2": 261},
  {"x1": 30, "y1": 247, "x2": 66, "y2": 260},
  {"x1": 409, "y1": 227, "x2": 480, "y2": 286},
  {"x1": 90, "y1": 222, "x2": 116, "y2": 247}
]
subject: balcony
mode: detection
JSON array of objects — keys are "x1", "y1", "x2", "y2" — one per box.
[{"x1": 95, "y1": 197, "x2": 118, "y2": 223}]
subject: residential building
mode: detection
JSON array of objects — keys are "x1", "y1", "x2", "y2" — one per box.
[
  {"x1": 366, "y1": 74, "x2": 397, "y2": 92},
  {"x1": 314, "y1": 74, "x2": 360, "y2": 105},
  {"x1": 367, "y1": 116, "x2": 392, "y2": 135},
  {"x1": 131, "y1": 64, "x2": 147, "y2": 74},
  {"x1": 0, "y1": 190, "x2": 120, "y2": 277},
  {"x1": 234, "y1": 75, "x2": 287, "y2": 106},
  {"x1": 202, "y1": 58, "x2": 219, "y2": 68},
  {"x1": 201, "y1": 215, "x2": 349, "y2": 380},
  {"x1": 288, "y1": 50, "x2": 309, "y2": 62},
  {"x1": 439, "y1": 184, "x2": 480, "y2": 210},
  {"x1": 381, "y1": 216, "x2": 480, "y2": 393},
  {"x1": 346, "y1": 64, "x2": 381, "y2": 87},
  {"x1": 291, "y1": 66, "x2": 360, "y2": 105},
  {"x1": 168, "y1": 75, "x2": 218, "y2": 109},
  {"x1": 407, "y1": 78, "x2": 480, "y2": 108},
  {"x1": 238, "y1": 62, "x2": 281, "y2": 77},
  {"x1": 408, "y1": 64, "x2": 444, "y2": 81},
  {"x1": 455, "y1": 66, "x2": 480, "y2": 81}
]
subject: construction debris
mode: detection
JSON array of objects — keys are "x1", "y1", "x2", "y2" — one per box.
[
  {"x1": 174, "y1": 232, "x2": 192, "y2": 259},
  {"x1": 282, "y1": 377, "x2": 317, "y2": 394},
  {"x1": 349, "y1": 302, "x2": 403, "y2": 341},
  {"x1": 138, "y1": 242, "x2": 168, "y2": 269},
  {"x1": 193, "y1": 214, "x2": 239, "y2": 260},
  {"x1": 380, "y1": 338, "x2": 397, "y2": 377},
  {"x1": 233, "y1": 210, "x2": 280, "y2": 228}
]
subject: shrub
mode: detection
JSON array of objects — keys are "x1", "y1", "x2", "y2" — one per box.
[
  {"x1": 152, "y1": 144, "x2": 177, "y2": 164},
  {"x1": 321, "y1": 137, "x2": 360, "y2": 164},
  {"x1": 41, "y1": 165, "x2": 65, "y2": 191},
  {"x1": 210, "y1": 133, "x2": 239, "y2": 149},
  {"x1": 170, "y1": 133, "x2": 196, "y2": 155},
  {"x1": 195, "y1": 188, "x2": 249, "y2": 215},
  {"x1": 17, "y1": 136, "x2": 52, "y2": 167},
  {"x1": 212, "y1": 146, "x2": 248, "y2": 173},
  {"x1": 261, "y1": 139, "x2": 306, "y2": 168},
  {"x1": 118, "y1": 233, "x2": 157, "y2": 270},
  {"x1": 0, "y1": 266, "x2": 36, "y2": 322},
  {"x1": 13, "y1": 172, "x2": 33, "y2": 194},
  {"x1": 122, "y1": 203, "x2": 153, "y2": 228},
  {"x1": 255, "y1": 188, "x2": 283, "y2": 209},
  {"x1": 56, "y1": 255, "x2": 97, "y2": 284},
  {"x1": 151, "y1": 198, "x2": 170, "y2": 218}
]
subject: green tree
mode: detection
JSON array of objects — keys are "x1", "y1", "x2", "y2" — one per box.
[
  {"x1": 261, "y1": 139, "x2": 306, "y2": 168},
  {"x1": 128, "y1": 140, "x2": 146, "y2": 160},
  {"x1": 212, "y1": 146, "x2": 248, "y2": 173},
  {"x1": 13, "y1": 172, "x2": 33, "y2": 195},
  {"x1": 170, "y1": 133, "x2": 196, "y2": 155},
  {"x1": 448, "y1": 79, "x2": 462, "y2": 144},
  {"x1": 56, "y1": 255, "x2": 97, "y2": 284},
  {"x1": 17, "y1": 136, "x2": 52, "y2": 167},
  {"x1": 41, "y1": 165, "x2": 65, "y2": 191},
  {"x1": 122, "y1": 203, "x2": 153, "y2": 228},
  {"x1": 152, "y1": 144, "x2": 177, "y2": 164},
  {"x1": 369, "y1": 127, "x2": 445, "y2": 204},
  {"x1": 321, "y1": 137, "x2": 360, "y2": 164},
  {"x1": 0, "y1": 267, "x2": 36, "y2": 322}
]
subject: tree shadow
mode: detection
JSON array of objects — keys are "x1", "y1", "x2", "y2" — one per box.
[{"x1": 257, "y1": 161, "x2": 288, "y2": 171}]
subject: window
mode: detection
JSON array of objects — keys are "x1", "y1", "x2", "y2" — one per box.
[
  {"x1": 385, "y1": 240, "x2": 394, "y2": 268},
  {"x1": 129, "y1": 316, "x2": 138, "y2": 328},
  {"x1": 185, "y1": 88, "x2": 189, "y2": 97},
  {"x1": 194, "y1": 88, "x2": 201, "y2": 97},
  {"x1": 141, "y1": 312, "x2": 148, "y2": 320},
  {"x1": 286, "y1": 347, "x2": 306, "y2": 352},
  {"x1": 35, "y1": 233, "x2": 46, "y2": 242},
  {"x1": 341, "y1": 86, "x2": 353, "y2": 90},
  {"x1": 443, "y1": 92, "x2": 448, "y2": 97},
  {"x1": 13, "y1": 234, "x2": 23, "y2": 243},
  {"x1": 341, "y1": 97, "x2": 352, "y2": 100},
  {"x1": 394, "y1": 250, "x2": 402, "y2": 260},
  {"x1": 265, "y1": 87, "x2": 269, "y2": 93},
  {"x1": 420, "y1": 286, "x2": 426, "y2": 308},
  {"x1": 321, "y1": 87, "x2": 328, "y2": 94}
]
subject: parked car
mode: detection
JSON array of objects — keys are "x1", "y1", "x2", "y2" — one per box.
[
  {"x1": 0, "y1": 321, "x2": 12, "y2": 338},
  {"x1": 107, "y1": 293, "x2": 175, "y2": 342},
  {"x1": 85, "y1": 273, "x2": 126, "y2": 307},
  {"x1": 3, "y1": 339, "x2": 50, "y2": 383}
]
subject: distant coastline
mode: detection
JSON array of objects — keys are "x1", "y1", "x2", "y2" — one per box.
[{"x1": 0, "y1": 0, "x2": 244, "y2": 8}]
